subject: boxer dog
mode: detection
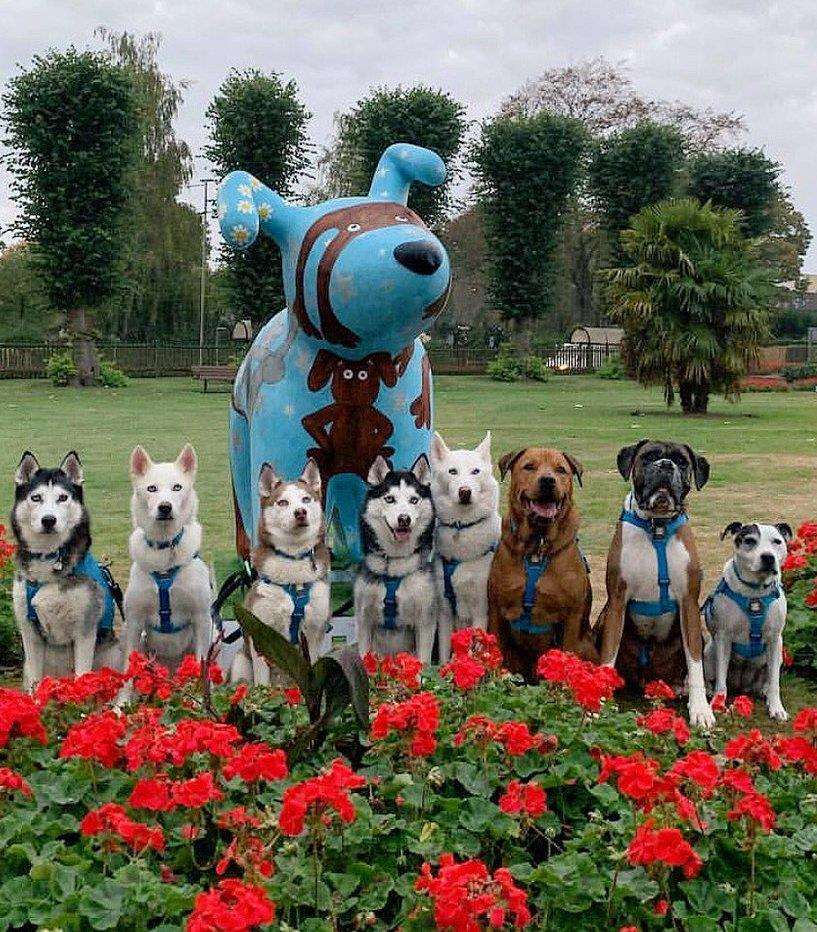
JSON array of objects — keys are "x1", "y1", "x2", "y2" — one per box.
[
  {"x1": 429, "y1": 431, "x2": 500, "y2": 663},
  {"x1": 488, "y1": 447, "x2": 593, "y2": 681},
  {"x1": 596, "y1": 440, "x2": 713, "y2": 728},
  {"x1": 703, "y1": 521, "x2": 791, "y2": 720}
]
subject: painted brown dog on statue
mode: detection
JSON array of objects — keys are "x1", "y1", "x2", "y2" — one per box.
[{"x1": 488, "y1": 448, "x2": 594, "y2": 681}]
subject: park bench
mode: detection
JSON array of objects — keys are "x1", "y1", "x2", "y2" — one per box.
[{"x1": 191, "y1": 365, "x2": 236, "y2": 392}]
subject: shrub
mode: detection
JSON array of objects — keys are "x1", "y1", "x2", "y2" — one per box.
[
  {"x1": 782, "y1": 362, "x2": 817, "y2": 382},
  {"x1": 597, "y1": 354, "x2": 627, "y2": 380},
  {"x1": 487, "y1": 345, "x2": 550, "y2": 382},
  {"x1": 523, "y1": 355, "x2": 549, "y2": 382},
  {"x1": 98, "y1": 356, "x2": 128, "y2": 388},
  {"x1": 45, "y1": 348, "x2": 77, "y2": 386}
]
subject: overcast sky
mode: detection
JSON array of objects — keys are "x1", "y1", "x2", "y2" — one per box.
[{"x1": 2, "y1": 0, "x2": 816, "y2": 269}]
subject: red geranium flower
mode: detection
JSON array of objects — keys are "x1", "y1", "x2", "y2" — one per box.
[
  {"x1": 171, "y1": 772, "x2": 224, "y2": 808},
  {"x1": 0, "y1": 767, "x2": 32, "y2": 798},
  {"x1": 498, "y1": 780, "x2": 548, "y2": 819},
  {"x1": 627, "y1": 819, "x2": 702, "y2": 878},
  {"x1": 711, "y1": 693, "x2": 726, "y2": 714},
  {"x1": 125, "y1": 652, "x2": 173, "y2": 700},
  {"x1": 0, "y1": 687, "x2": 47, "y2": 748},
  {"x1": 81, "y1": 802, "x2": 165, "y2": 853},
  {"x1": 670, "y1": 751, "x2": 720, "y2": 798},
  {"x1": 782, "y1": 552, "x2": 807, "y2": 572},
  {"x1": 223, "y1": 743, "x2": 288, "y2": 783},
  {"x1": 60, "y1": 709, "x2": 125, "y2": 768},
  {"x1": 728, "y1": 790, "x2": 776, "y2": 832},
  {"x1": 174, "y1": 654, "x2": 223, "y2": 687},
  {"x1": 371, "y1": 691, "x2": 440, "y2": 758},
  {"x1": 720, "y1": 767, "x2": 756, "y2": 795},
  {"x1": 537, "y1": 649, "x2": 623, "y2": 711},
  {"x1": 793, "y1": 707, "x2": 817, "y2": 737},
  {"x1": 724, "y1": 729, "x2": 781, "y2": 771},
  {"x1": 229, "y1": 684, "x2": 248, "y2": 706},
  {"x1": 283, "y1": 686, "x2": 302, "y2": 706},
  {"x1": 186, "y1": 879, "x2": 275, "y2": 932},
  {"x1": 805, "y1": 588, "x2": 817, "y2": 609},
  {"x1": 364, "y1": 652, "x2": 425, "y2": 693},
  {"x1": 278, "y1": 758, "x2": 365, "y2": 837},
  {"x1": 644, "y1": 680, "x2": 675, "y2": 701},
  {"x1": 730, "y1": 695, "x2": 754, "y2": 718},
  {"x1": 35, "y1": 668, "x2": 126, "y2": 707},
  {"x1": 637, "y1": 707, "x2": 690, "y2": 745},
  {"x1": 129, "y1": 775, "x2": 174, "y2": 812},
  {"x1": 441, "y1": 628, "x2": 503, "y2": 690}
]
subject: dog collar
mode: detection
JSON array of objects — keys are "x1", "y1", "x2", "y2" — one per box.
[
  {"x1": 732, "y1": 561, "x2": 777, "y2": 592},
  {"x1": 27, "y1": 545, "x2": 68, "y2": 564},
  {"x1": 145, "y1": 528, "x2": 185, "y2": 550},
  {"x1": 620, "y1": 508, "x2": 687, "y2": 540},
  {"x1": 439, "y1": 515, "x2": 488, "y2": 532},
  {"x1": 272, "y1": 545, "x2": 315, "y2": 562}
]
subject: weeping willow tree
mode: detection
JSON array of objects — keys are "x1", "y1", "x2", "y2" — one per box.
[{"x1": 603, "y1": 198, "x2": 772, "y2": 414}]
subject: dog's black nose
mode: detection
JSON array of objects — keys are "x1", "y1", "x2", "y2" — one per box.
[
  {"x1": 293, "y1": 508, "x2": 307, "y2": 521},
  {"x1": 158, "y1": 502, "x2": 173, "y2": 519},
  {"x1": 458, "y1": 487, "x2": 472, "y2": 504},
  {"x1": 397, "y1": 513, "x2": 412, "y2": 529},
  {"x1": 393, "y1": 240, "x2": 444, "y2": 275},
  {"x1": 539, "y1": 476, "x2": 556, "y2": 494},
  {"x1": 760, "y1": 553, "x2": 776, "y2": 571},
  {"x1": 41, "y1": 515, "x2": 57, "y2": 531}
]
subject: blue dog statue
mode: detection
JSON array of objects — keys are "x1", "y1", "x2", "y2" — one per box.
[{"x1": 218, "y1": 143, "x2": 451, "y2": 562}]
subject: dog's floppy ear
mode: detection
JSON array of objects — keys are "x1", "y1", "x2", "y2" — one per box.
[
  {"x1": 616, "y1": 440, "x2": 649, "y2": 481},
  {"x1": 371, "y1": 352, "x2": 398, "y2": 388},
  {"x1": 60, "y1": 451, "x2": 84, "y2": 485},
  {"x1": 367, "y1": 455, "x2": 391, "y2": 487},
  {"x1": 775, "y1": 522, "x2": 794, "y2": 542},
  {"x1": 498, "y1": 449, "x2": 525, "y2": 481},
  {"x1": 307, "y1": 349, "x2": 337, "y2": 391},
  {"x1": 429, "y1": 431, "x2": 450, "y2": 466},
  {"x1": 258, "y1": 463, "x2": 281, "y2": 498},
  {"x1": 476, "y1": 431, "x2": 492, "y2": 465},
  {"x1": 721, "y1": 521, "x2": 744, "y2": 541},
  {"x1": 130, "y1": 445, "x2": 153, "y2": 479},
  {"x1": 176, "y1": 444, "x2": 197, "y2": 476},
  {"x1": 299, "y1": 458, "x2": 322, "y2": 497},
  {"x1": 562, "y1": 452, "x2": 584, "y2": 488},
  {"x1": 15, "y1": 451, "x2": 39, "y2": 486},
  {"x1": 410, "y1": 453, "x2": 431, "y2": 487},
  {"x1": 683, "y1": 444, "x2": 710, "y2": 490}
]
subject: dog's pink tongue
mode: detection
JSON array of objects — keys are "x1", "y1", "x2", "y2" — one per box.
[
  {"x1": 394, "y1": 528, "x2": 411, "y2": 542},
  {"x1": 530, "y1": 501, "x2": 558, "y2": 519}
]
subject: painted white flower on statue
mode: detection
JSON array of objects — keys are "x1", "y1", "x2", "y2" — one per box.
[
  {"x1": 237, "y1": 183, "x2": 253, "y2": 197},
  {"x1": 257, "y1": 202, "x2": 272, "y2": 220},
  {"x1": 250, "y1": 177, "x2": 262, "y2": 189},
  {"x1": 231, "y1": 224, "x2": 250, "y2": 245},
  {"x1": 237, "y1": 199, "x2": 254, "y2": 214}
]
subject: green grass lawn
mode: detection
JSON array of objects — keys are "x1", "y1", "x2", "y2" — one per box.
[{"x1": 1, "y1": 374, "x2": 815, "y2": 717}]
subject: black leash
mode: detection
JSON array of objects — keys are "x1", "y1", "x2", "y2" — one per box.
[
  {"x1": 211, "y1": 560, "x2": 256, "y2": 644},
  {"x1": 99, "y1": 563, "x2": 125, "y2": 622}
]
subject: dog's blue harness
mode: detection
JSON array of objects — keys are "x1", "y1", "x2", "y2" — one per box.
[
  {"x1": 25, "y1": 550, "x2": 116, "y2": 642},
  {"x1": 508, "y1": 555, "x2": 552, "y2": 636},
  {"x1": 621, "y1": 509, "x2": 687, "y2": 668},
  {"x1": 703, "y1": 566, "x2": 779, "y2": 660},
  {"x1": 145, "y1": 528, "x2": 185, "y2": 551},
  {"x1": 440, "y1": 544, "x2": 497, "y2": 617},
  {"x1": 149, "y1": 550, "x2": 202, "y2": 635},
  {"x1": 259, "y1": 575, "x2": 313, "y2": 644}
]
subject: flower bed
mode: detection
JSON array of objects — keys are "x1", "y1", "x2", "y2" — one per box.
[
  {"x1": 783, "y1": 520, "x2": 817, "y2": 675},
  {"x1": 2, "y1": 627, "x2": 817, "y2": 931}
]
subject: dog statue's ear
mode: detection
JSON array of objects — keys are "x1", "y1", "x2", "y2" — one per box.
[
  {"x1": 429, "y1": 431, "x2": 450, "y2": 466},
  {"x1": 498, "y1": 449, "x2": 525, "y2": 481},
  {"x1": 562, "y1": 452, "x2": 584, "y2": 488},
  {"x1": 775, "y1": 522, "x2": 794, "y2": 542},
  {"x1": 15, "y1": 451, "x2": 39, "y2": 486},
  {"x1": 371, "y1": 352, "x2": 398, "y2": 388},
  {"x1": 299, "y1": 458, "x2": 322, "y2": 497},
  {"x1": 410, "y1": 453, "x2": 431, "y2": 487},
  {"x1": 258, "y1": 463, "x2": 280, "y2": 498},
  {"x1": 683, "y1": 444, "x2": 710, "y2": 490},
  {"x1": 616, "y1": 440, "x2": 649, "y2": 481},
  {"x1": 367, "y1": 455, "x2": 391, "y2": 487},
  {"x1": 476, "y1": 431, "x2": 492, "y2": 465},
  {"x1": 130, "y1": 445, "x2": 153, "y2": 479},
  {"x1": 721, "y1": 521, "x2": 744, "y2": 541},
  {"x1": 176, "y1": 444, "x2": 197, "y2": 476},
  {"x1": 307, "y1": 349, "x2": 337, "y2": 392},
  {"x1": 60, "y1": 451, "x2": 84, "y2": 485}
]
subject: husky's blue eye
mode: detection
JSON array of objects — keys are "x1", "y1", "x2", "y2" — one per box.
[
  {"x1": 172, "y1": 484, "x2": 182, "y2": 492},
  {"x1": 147, "y1": 485, "x2": 158, "y2": 493},
  {"x1": 384, "y1": 494, "x2": 396, "y2": 504},
  {"x1": 30, "y1": 493, "x2": 42, "y2": 503}
]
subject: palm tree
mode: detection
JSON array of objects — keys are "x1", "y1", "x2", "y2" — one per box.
[{"x1": 603, "y1": 197, "x2": 772, "y2": 413}]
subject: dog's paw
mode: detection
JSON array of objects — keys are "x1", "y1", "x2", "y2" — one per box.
[
  {"x1": 767, "y1": 700, "x2": 788, "y2": 722},
  {"x1": 688, "y1": 694, "x2": 716, "y2": 729}
]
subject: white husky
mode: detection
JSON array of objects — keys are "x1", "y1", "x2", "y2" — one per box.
[
  {"x1": 429, "y1": 431, "x2": 500, "y2": 662},
  {"x1": 120, "y1": 445, "x2": 211, "y2": 678},
  {"x1": 231, "y1": 459, "x2": 331, "y2": 685}
]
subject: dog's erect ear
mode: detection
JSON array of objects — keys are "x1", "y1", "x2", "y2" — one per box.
[
  {"x1": 130, "y1": 445, "x2": 153, "y2": 479},
  {"x1": 366, "y1": 455, "x2": 391, "y2": 487},
  {"x1": 60, "y1": 451, "x2": 84, "y2": 485},
  {"x1": 562, "y1": 452, "x2": 584, "y2": 488},
  {"x1": 616, "y1": 440, "x2": 649, "y2": 481},
  {"x1": 176, "y1": 444, "x2": 197, "y2": 476},
  {"x1": 15, "y1": 451, "x2": 39, "y2": 486},
  {"x1": 721, "y1": 521, "x2": 744, "y2": 541},
  {"x1": 498, "y1": 449, "x2": 525, "y2": 481},
  {"x1": 299, "y1": 458, "x2": 322, "y2": 497},
  {"x1": 307, "y1": 349, "x2": 337, "y2": 392},
  {"x1": 429, "y1": 431, "x2": 450, "y2": 466},
  {"x1": 410, "y1": 454, "x2": 431, "y2": 487},
  {"x1": 476, "y1": 431, "x2": 492, "y2": 465},
  {"x1": 775, "y1": 522, "x2": 794, "y2": 542},
  {"x1": 258, "y1": 463, "x2": 281, "y2": 498},
  {"x1": 683, "y1": 444, "x2": 710, "y2": 490},
  {"x1": 371, "y1": 352, "x2": 398, "y2": 388}
]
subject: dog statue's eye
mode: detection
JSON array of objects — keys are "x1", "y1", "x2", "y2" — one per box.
[
  {"x1": 358, "y1": 371, "x2": 368, "y2": 380},
  {"x1": 346, "y1": 223, "x2": 361, "y2": 232},
  {"x1": 172, "y1": 484, "x2": 182, "y2": 492},
  {"x1": 409, "y1": 496, "x2": 419, "y2": 505},
  {"x1": 384, "y1": 494, "x2": 396, "y2": 504},
  {"x1": 57, "y1": 494, "x2": 68, "y2": 503},
  {"x1": 471, "y1": 468, "x2": 480, "y2": 475},
  {"x1": 342, "y1": 369, "x2": 354, "y2": 380},
  {"x1": 394, "y1": 215, "x2": 408, "y2": 222},
  {"x1": 448, "y1": 468, "x2": 458, "y2": 475},
  {"x1": 147, "y1": 485, "x2": 158, "y2": 493},
  {"x1": 30, "y1": 493, "x2": 42, "y2": 503},
  {"x1": 277, "y1": 499, "x2": 288, "y2": 507},
  {"x1": 522, "y1": 463, "x2": 536, "y2": 471}
]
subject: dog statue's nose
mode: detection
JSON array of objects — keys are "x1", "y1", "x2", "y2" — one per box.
[
  {"x1": 393, "y1": 240, "x2": 443, "y2": 275},
  {"x1": 158, "y1": 502, "x2": 173, "y2": 519},
  {"x1": 41, "y1": 514, "x2": 57, "y2": 531},
  {"x1": 458, "y1": 487, "x2": 472, "y2": 504},
  {"x1": 397, "y1": 513, "x2": 412, "y2": 529}
]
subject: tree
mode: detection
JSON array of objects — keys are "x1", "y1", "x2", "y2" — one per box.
[
  {"x1": 761, "y1": 187, "x2": 811, "y2": 285},
  {"x1": 97, "y1": 29, "x2": 201, "y2": 340},
  {"x1": 205, "y1": 70, "x2": 311, "y2": 326},
  {"x1": 603, "y1": 198, "x2": 772, "y2": 414},
  {"x1": 588, "y1": 121, "x2": 685, "y2": 250},
  {"x1": 0, "y1": 243, "x2": 52, "y2": 341},
  {"x1": 316, "y1": 85, "x2": 467, "y2": 227},
  {"x1": 687, "y1": 148, "x2": 780, "y2": 237},
  {"x1": 2, "y1": 48, "x2": 138, "y2": 383},
  {"x1": 471, "y1": 112, "x2": 587, "y2": 325}
]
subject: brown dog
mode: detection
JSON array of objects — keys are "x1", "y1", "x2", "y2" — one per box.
[{"x1": 488, "y1": 448, "x2": 594, "y2": 680}]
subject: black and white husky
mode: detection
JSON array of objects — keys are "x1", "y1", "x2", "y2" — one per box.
[
  {"x1": 11, "y1": 452, "x2": 120, "y2": 690},
  {"x1": 429, "y1": 431, "x2": 500, "y2": 662},
  {"x1": 354, "y1": 455, "x2": 437, "y2": 662},
  {"x1": 120, "y1": 445, "x2": 212, "y2": 677}
]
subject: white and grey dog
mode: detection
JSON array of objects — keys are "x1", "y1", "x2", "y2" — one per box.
[
  {"x1": 703, "y1": 521, "x2": 792, "y2": 720},
  {"x1": 231, "y1": 459, "x2": 331, "y2": 685},
  {"x1": 11, "y1": 452, "x2": 120, "y2": 690},
  {"x1": 429, "y1": 431, "x2": 500, "y2": 662},
  {"x1": 120, "y1": 445, "x2": 211, "y2": 676},
  {"x1": 354, "y1": 455, "x2": 436, "y2": 662}
]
